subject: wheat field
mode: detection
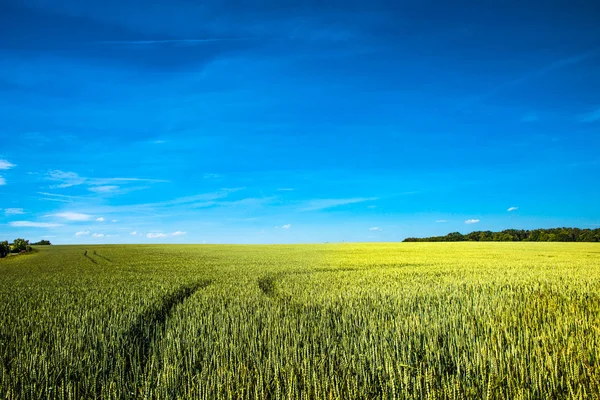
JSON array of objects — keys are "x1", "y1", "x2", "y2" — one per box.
[{"x1": 1, "y1": 243, "x2": 599, "y2": 399}]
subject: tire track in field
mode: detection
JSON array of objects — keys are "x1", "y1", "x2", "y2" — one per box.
[
  {"x1": 92, "y1": 250, "x2": 113, "y2": 263},
  {"x1": 113, "y1": 280, "x2": 213, "y2": 395},
  {"x1": 82, "y1": 250, "x2": 98, "y2": 264}
]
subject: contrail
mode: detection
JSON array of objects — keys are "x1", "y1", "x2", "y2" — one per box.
[
  {"x1": 97, "y1": 38, "x2": 250, "y2": 45},
  {"x1": 464, "y1": 45, "x2": 600, "y2": 104}
]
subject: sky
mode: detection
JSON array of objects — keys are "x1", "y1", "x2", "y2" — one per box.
[{"x1": 1, "y1": 0, "x2": 599, "y2": 244}]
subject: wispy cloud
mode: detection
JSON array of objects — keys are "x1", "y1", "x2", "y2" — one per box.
[
  {"x1": 46, "y1": 170, "x2": 168, "y2": 189},
  {"x1": 96, "y1": 217, "x2": 105, "y2": 222},
  {"x1": 435, "y1": 220, "x2": 448, "y2": 223},
  {"x1": 92, "y1": 233, "x2": 105, "y2": 238},
  {"x1": 47, "y1": 170, "x2": 86, "y2": 188},
  {"x1": 138, "y1": 188, "x2": 243, "y2": 208},
  {"x1": 99, "y1": 38, "x2": 249, "y2": 46},
  {"x1": 172, "y1": 231, "x2": 187, "y2": 236},
  {"x1": 147, "y1": 232, "x2": 168, "y2": 239},
  {"x1": 578, "y1": 107, "x2": 600, "y2": 123},
  {"x1": 0, "y1": 160, "x2": 15, "y2": 170},
  {"x1": 4, "y1": 208, "x2": 24, "y2": 216},
  {"x1": 50, "y1": 212, "x2": 92, "y2": 221},
  {"x1": 281, "y1": 224, "x2": 291, "y2": 229},
  {"x1": 507, "y1": 206, "x2": 519, "y2": 212},
  {"x1": 75, "y1": 230, "x2": 90, "y2": 236},
  {"x1": 37, "y1": 192, "x2": 82, "y2": 203},
  {"x1": 10, "y1": 221, "x2": 63, "y2": 228},
  {"x1": 299, "y1": 197, "x2": 377, "y2": 212},
  {"x1": 89, "y1": 185, "x2": 119, "y2": 193},
  {"x1": 465, "y1": 219, "x2": 480, "y2": 224},
  {"x1": 0, "y1": 177, "x2": 5, "y2": 186},
  {"x1": 276, "y1": 188, "x2": 295, "y2": 191},
  {"x1": 470, "y1": 46, "x2": 600, "y2": 103},
  {"x1": 521, "y1": 113, "x2": 539, "y2": 122},
  {"x1": 369, "y1": 227, "x2": 381, "y2": 231}
]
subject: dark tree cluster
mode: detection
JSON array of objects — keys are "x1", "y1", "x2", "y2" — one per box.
[
  {"x1": 31, "y1": 240, "x2": 52, "y2": 246},
  {"x1": 0, "y1": 238, "x2": 40, "y2": 258},
  {"x1": 403, "y1": 228, "x2": 600, "y2": 242}
]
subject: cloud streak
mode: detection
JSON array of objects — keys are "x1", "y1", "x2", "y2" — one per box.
[
  {"x1": 298, "y1": 197, "x2": 377, "y2": 212},
  {"x1": 0, "y1": 160, "x2": 16, "y2": 170},
  {"x1": 578, "y1": 107, "x2": 600, "y2": 123},
  {"x1": 99, "y1": 38, "x2": 250, "y2": 45},
  {"x1": 9, "y1": 221, "x2": 63, "y2": 228},
  {"x1": 147, "y1": 232, "x2": 168, "y2": 238},
  {"x1": 46, "y1": 170, "x2": 168, "y2": 189},
  {"x1": 464, "y1": 219, "x2": 480, "y2": 224},
  {"x1": 4, "y1": 208, "x2": 24, "y2": 216},
  {"x1": 47, "y1": 212, "x2": 92, "y2": 221},
  {"x1": 50, "y1": 212, "x2": 92, "y2": 221},
  {"x1": 507, "y1": 206, "x2": 519, "y2": 212}
]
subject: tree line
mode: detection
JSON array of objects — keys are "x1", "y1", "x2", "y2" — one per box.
[
  {"x1": 403, "y1": 227, "x2": 600, "y2": 242},
  {"x1": 0, "y1": 239, "x2": 51, "y2": 258}
]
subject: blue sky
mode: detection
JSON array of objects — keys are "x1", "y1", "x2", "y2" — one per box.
[{"x1": 1, "y1": 0, "x2": 599, "y2": 244}]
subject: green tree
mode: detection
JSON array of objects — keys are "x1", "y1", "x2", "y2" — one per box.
[
  {"x1": 11, "y1": 238, "x2": 29, "y2": 253},
  {"x1": 0, "y1": 241, "x2": 9, "y2": 258}
]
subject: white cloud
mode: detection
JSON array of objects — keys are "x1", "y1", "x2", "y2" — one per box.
[
  {"x1": 369, "y1": 227, "x2": 381, "y2": 231},
  {"x1": 4, "y1": 208, "x2": 25, "y2": 215},
  {"x1": 47, "y1": 170, "x2": 86, "y2": 188},
  {"x1": 281, "y1": 224, "x2": 291, "y2": 229},
  {"x1": 299, "y1": 197, "x2": 378, "y2": 212},
  {"x1": 9, "y1": 221, "x2": 63, "y2": 228},
  {"x1": 111, "y1": 220, "x2": 118, "y2": 222},
  {"x1": 147, "y1": 232, "x2": 168, "y2": 238},
  {"x1": 435, "y1": 220, "x2": 448, "y2": 223},
  {"x1": 92, "y1": 233, "x2": 105, "y2": 238},
  {"x1": 465, "y1": 219, "x2": 480, "y2": 224},
  {"x1": 0, "y1": 160, "x2": 15, "y2": 170},
  {"x1": 51, "y1": 212, "x2": 92, "y2": 221},
  {"x1": 75, "y1": 231, "x2": 90, "y2": 236},
  {"x1": 171, "y1": 231, "x2": 187, "y2": 236},
  {"x1": 96, "y1": 217, "x2": 105, "y2": 222},
  {"x1": 89, "y1": 185, "x2": 119, "y2": 193},
  {"x1": 0, "y1": 177, "x2": 5, "y2": 186},
  {"x1": 130, "y1": 231, "x2": 138, "y2": 235},
  {"x1": 46, "y1": 170, "x2": 168, "y2": 189},
  {"x1": 203, "y1": 173, "x2": 221, "y2": 179},
  {"x1": 507, "y1": 207, "x2": 519, "y2": 212}
]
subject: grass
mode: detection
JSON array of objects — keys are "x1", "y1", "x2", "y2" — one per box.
[{"x1": 0, "y1": 243, "x2": 599, "y2": 399}]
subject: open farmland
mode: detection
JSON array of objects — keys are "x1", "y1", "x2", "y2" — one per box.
[{"x1": 1, "y1": 243, "x2": 599, "y2": 399}]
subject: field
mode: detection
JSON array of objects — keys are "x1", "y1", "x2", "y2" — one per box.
[{"x1": 1, "y1": 243, "x2": 599, "y2": 399}]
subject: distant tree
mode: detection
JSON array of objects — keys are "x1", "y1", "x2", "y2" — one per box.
[
  {"x1": 11, "y1": 238, "x2": 29, "y2": 253},
  {"x1": 0, "y1": 241, "x2": 9, "y2": 258},
  {"x1": 446, "y1": 232, "x2": 465, "y2": 241},
  {"x1": 31, "y1": 240, "x2": 51, "y2": 245},
  {"x1": 402, "y1": 227, "x2": 600, "y2": 242},
  {"x1": 467, "y1": 231, "x2": 480, "y2": 241}
]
